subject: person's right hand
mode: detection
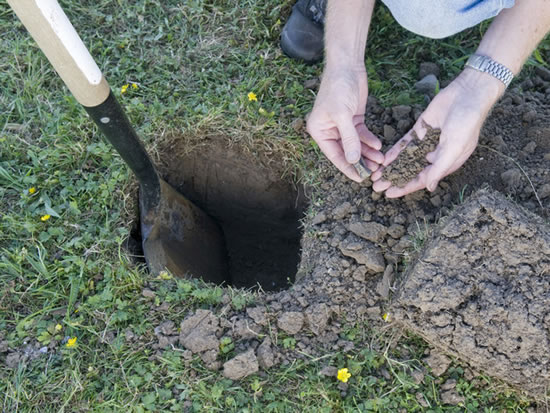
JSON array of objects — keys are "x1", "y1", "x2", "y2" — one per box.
[{"x1": 306, "y1": 66, "x2": 383, "y2": 182}]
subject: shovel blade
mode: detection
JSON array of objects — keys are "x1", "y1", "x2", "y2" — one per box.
[{"x1": 141, "y1": 179, "x2": 228, "y2": 284}]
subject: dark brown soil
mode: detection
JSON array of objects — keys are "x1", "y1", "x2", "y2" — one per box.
[
  {"x1": 154, "y1": 136, "x2": 307, "y2": 291},
  {"x1": 392, "y1": 188, "x2": 550, "y2": 398},
  {"x1": 381, "y1": 122, "x2": 440, "y2": 187}
]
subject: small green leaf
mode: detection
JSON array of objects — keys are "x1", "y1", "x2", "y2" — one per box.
[{"x1": 534, "y1": 48, "x2": 546, "y2": 65}]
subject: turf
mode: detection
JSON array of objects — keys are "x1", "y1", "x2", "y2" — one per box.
[{"x1": 0, "y1": 0, "x2": 548, "y2": 411}]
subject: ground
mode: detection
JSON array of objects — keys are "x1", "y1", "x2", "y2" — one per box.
[{"x1": 1, "y1": 0, "x2": 549, "y2": 411}]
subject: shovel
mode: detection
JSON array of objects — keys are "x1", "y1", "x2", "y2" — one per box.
[{"x1": 8, "y1": 0, "x2": 228, "y2": 284}]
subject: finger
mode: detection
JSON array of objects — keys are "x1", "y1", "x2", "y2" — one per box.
[
  {"x1": 370, "y1": 167, "x2": 384, "y2": 181},
  {"x1": 316, "y1": 137, "x2": 362, "y2": 182},
  {"x1": 424, "y1": 150, "x2": 455, "y2": 192},
  {"x1": 334, "y1": 115, "x2": 361, "y2": 163},
  {"x1": 360, "y1": 143, "x2": 384, "y2": 165},
  {"x1": 356, "y1": 121, "x2": 382, "y2": 150},
  {"x1": 385, "y1": 175, "x2": 427, "y2": 198},
  {"x1": 372, "y1": 179, "x2": 392, "y2": 192}
]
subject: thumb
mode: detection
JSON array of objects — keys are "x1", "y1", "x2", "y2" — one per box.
[
  {"x1": 335, "y1": 115, "x2": 361, "y2": 164},
  {"x1": 425, "y1": 150, "x2": 454, "y2": 191}
]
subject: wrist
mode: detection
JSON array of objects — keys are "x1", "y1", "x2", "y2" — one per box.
[{"x1": 456, "y1": 68, "x2": 505, "y2": 109}]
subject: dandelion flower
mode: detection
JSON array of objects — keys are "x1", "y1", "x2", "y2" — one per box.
[
  {"x1": 41, "y1": 214, "x2": 51, "y2": 222},
  {"x1": 247, "y1": 92, "x2": 258, "y2": 102},
  {"x1": 121, "y1": 84, "x2": 129, "y2": 94},
  {"x1": 337, "y1": 368, "x2": 351, "y2": 383},
  {"x1": 382, "y1": 312, "x2": 391, "y2": 322},
  {"x1": 131, "y1": 83, "x2": 138, "y2": 89},
  {"x1": 28, "y1": 187, "x2": 36, "y2": 194},
  {"x1": 55, "y1": 324, "x2": 62, "y2": 331},
  {"x1": 66, "y1": 337, "x2": 77, "y2": 348}
]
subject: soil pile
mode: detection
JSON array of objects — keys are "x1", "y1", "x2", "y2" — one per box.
[{"x1": 392, "y1": 188, "x2": 550, "y2": 398}]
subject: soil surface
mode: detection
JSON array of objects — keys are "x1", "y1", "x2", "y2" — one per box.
[
  {"x1": 381, "y1": 122, "x2": 440, "y2": 187},
  {"x1": 393, "y1": 188, "x2": 550, "y2": 398},
  {"x1": 4, "y1": 76, "x2": 550, "y2": 402}
]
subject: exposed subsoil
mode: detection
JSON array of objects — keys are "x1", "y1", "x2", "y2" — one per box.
[
  {"x1": 3, "y1": 73, "x2": 550, "y2": 403},
  {"x1": 393, "y1": 188, "x2": 550, "y2": 398}
]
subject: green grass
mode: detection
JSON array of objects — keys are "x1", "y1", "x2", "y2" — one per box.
[{"x1": 1, "y1": 0, "x2": 548, "y2": 411}]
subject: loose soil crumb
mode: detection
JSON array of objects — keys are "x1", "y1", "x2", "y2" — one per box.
[
  {"x1": 381, "y1": 121, "x2": 440, "y2": 187},
  {"x1": 392, "y1": 188, "x2": 550, "y2": 398}
]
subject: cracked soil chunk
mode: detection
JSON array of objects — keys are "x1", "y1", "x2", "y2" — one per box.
[
  {"x1": 277, "y1": 311, "x2": 304, "y2": 335},
  {"x1": 393, "y1": 188, "x2": 550, "y2": 397},
  {"x1": 179, "y1": 309, "x2": 220, "y2": 353},
  {"x1": 223, "y1": 348, "x2": 259, "y2": 380}
]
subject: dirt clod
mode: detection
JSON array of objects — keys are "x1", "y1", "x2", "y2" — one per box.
[
  {"x1": 332, "y1": 202, "x2": 353, "y2": 220},
  {"x1": 179, "y1": 310, "x2": 220, "y2": 353},
  {"x1": 381, "y1": 122, "x2": 440, "y2": 188},
  {"x1": 246, "y1": 306, "x2": 268, "y2": 326},
  {"x1": 304, "y1": 303, "x2": 331, "y2": 335},
  {"x1": 393, "y1": 189, "x2": 550, "y2": 397},
  {"x1": 392, "y1": 105, "x2": 412, "y2": 121},
  {"x1": 339, "y1": 235, "x2": 385, "y2": 273},
  {"x1": 223, "y1": 348, "x2": 259, "y2": 380},
  {"x1": 257, "y1": 337, "x2": 275, "y2": 369},
  {"x1": 277, "y1": 311, "x2": 304, "y2": 335},
  {"x1": 423, "y1": 352, "x2": 452, "y2": 377},
  {"x1": 440, "y1": 389, "x2": 465, "y2": 406},
  {"x1": 348, "y1": 220, "x2": 387, "y2": 243}
]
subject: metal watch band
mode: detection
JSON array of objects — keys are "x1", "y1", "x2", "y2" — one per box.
[{"x1": 465, "y1": 54, "x2": 514, "y2": 88}]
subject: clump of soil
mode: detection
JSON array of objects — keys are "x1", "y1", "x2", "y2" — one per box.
[
  {"x1": 381, "y1": 121, "x2": 440, "y2": 188},
  {"x1": 392, "y1": 188, "x2": 550, "y2": 398}
]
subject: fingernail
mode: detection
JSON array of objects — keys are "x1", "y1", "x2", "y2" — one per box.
[
  {"x1": 428, "y1": 182, "x2": 437, "y2": 192},
  {"x1": 346, "y1": 151, "x2": 360, "y2": 163}
]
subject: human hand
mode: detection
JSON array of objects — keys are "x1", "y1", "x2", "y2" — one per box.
[
  {"x1": 306, "y1": 66, "x2": 383, "y2": 182},
  {"x1": 372, "y1": 70, "x2": 504, "y2": 197}
]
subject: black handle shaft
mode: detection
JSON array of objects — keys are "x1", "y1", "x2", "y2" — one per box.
[{"x1": 84, "y1": 90, "x2": 160, "y2": 212}]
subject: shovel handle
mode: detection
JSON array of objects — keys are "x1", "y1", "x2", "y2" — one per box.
[
  {"x1": 8, "y1": 0, "x2": 162, "y2": 211},
  {"x1": 7, "y1": 0, "x2": 110, "y2": 107}
]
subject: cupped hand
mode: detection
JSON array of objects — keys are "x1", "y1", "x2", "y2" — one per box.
[
  {"x1": 372, "y1": 70, "x2": 503, "y2": 197},
  {"x1": 306, "y1": 66, "x2": 384, "y2": 182}
]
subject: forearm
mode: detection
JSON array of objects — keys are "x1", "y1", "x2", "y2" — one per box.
[
  {"x1": 325, "y1": 0, "x2": 375, "y2": 69},
  {"x1": 478, "y1": 0, "x2": 550, "y2": 75},
  {"x1": 464, "y1": 0, "x2": 550, "y2": 101}
]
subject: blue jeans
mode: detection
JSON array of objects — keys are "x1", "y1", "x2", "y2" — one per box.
[{"x1": 380, "y1": 0, "x2": 516, "y2": 38}]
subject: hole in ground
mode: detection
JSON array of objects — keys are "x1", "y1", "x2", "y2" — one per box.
[{"x1": 130, "y1": 135, "x2": 307, "y2": 292}]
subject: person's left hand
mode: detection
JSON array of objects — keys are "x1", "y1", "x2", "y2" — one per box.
[{"x1": 371, "y1": 70, "x2": 504, "y2": 198}]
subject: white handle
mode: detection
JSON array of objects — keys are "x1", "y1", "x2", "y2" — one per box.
[{"x1": 8, "y1": 0, "x2": 110, "y2": 107}]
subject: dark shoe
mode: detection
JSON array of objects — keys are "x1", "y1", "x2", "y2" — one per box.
[{"x1": 280, "y1": 0, "x2": 326, "y2": 63}]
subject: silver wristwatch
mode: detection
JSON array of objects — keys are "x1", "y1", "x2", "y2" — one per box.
[{"x1": 465, "y1": 54, "x2": 514, "y2": 88}]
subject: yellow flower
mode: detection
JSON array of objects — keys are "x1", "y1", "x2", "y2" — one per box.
[
  {"x1": 121, "y1": 84, "x2": 129, "y2": 94},
  {"x1": 382, "y1": 312, "x2": 391, "y2": 323},
  {"x1": 337, "y1": 368, "x2": 351, "y2": 383},
  {"x1": 40, "y1": 214, "x2": 51, "y2": 222},
  {"x1": 55, "y1": 324, "x2": 62, "y2": 331},
  {"x1": 66, "y1": 337, "x2": 77, "y2": 348},
  {"x1": 247, "y1": 92, "x2": 257, "y2": 102},
  {"x1": 158, "y1": 271, "x2": 172, "y2": 280},
  {"x1": 28, "y1": 187, "x2": 36, "y2": 194},
  {"x1": 131, "y1": 83, "x2": 138, "y2": 89}
]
